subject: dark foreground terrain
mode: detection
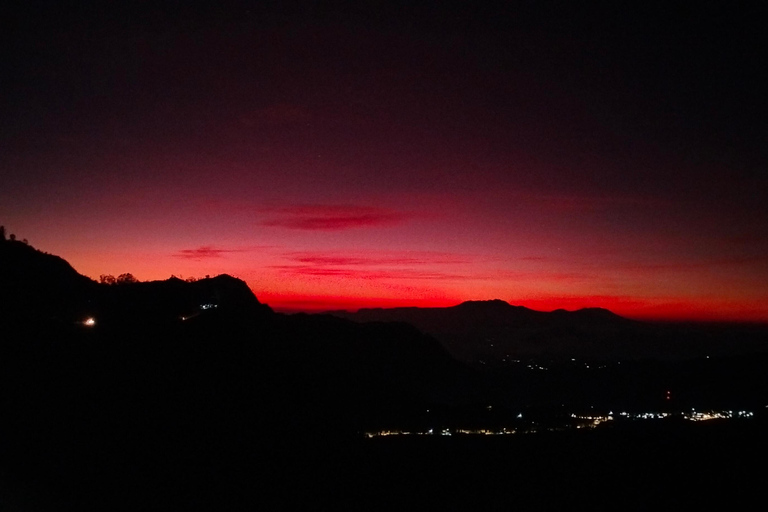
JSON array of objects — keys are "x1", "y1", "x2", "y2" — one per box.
[
  {"x1": 3, "y1": 418, "x2": 766, "y2": 510},
  {"x1": 2, "y1": 238, "x2": 767, "y2": 510}
]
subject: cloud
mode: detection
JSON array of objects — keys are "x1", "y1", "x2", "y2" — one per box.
[
  {"x1": 260, "y1": 205, "x2": 411, "y2": 231},
  {"x1": 174, "y1": 246, "x2": 245, "y2": 259},
  {"x1": 271, "y1": 250, "x2": 476, "y2": 279},
  {"x1": 269, "y1": 265, "x2": 480, "y2": 281},
  {"x1": 284, "y1": 251, "x2": 472, "y2": 266},
  {"x1": 271, "y1": 251, "x2": 600, "y2": 283}
]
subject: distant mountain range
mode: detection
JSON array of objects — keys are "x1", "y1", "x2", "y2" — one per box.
[{"x1": 327, "y1": 300, "x2": 768, "y2": 364}]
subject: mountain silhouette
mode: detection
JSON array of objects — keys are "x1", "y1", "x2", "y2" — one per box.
[
  {"x1": 3, "y1": 236, "x2": 768, "y2": 509},
  {"x1": 327, "y1": 299, "x2": 768, "y2": 363},
  {"x1": 0, "y1": 238, "x2": 96, "y2": 319},
  {"x1": 332, "y1": 299, "x2": 628, "y2": 330},
  {"x1": 0, "y1": 237, "x2": 272, "y2": 324},
  {"x1": 326, "y1": 299, "x2": 632, "y2": 363},
  {"x1": 0, "y1": 237, "x2": 480, "y2": 507},
  {"x1": 0, "y1": 237, "x2": 474, "y2": 457}
]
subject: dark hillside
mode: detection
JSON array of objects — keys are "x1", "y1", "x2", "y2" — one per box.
[
  {"x1": 329, "y1": 300, "x2": 768, "y2": 363},
  {"x1": 0, "y1": 239, "x2": 475, "y2": 509},
  {"x1": 0, "y1": 239, "x2": 97, "y2": 320},
  {"x1": 2, "y1": 239, "x2": 767, "y2": 509}
]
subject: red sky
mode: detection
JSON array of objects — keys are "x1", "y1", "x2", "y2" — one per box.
[{"x1": 2, "y1": 3, "x2": 767, "y2": 321}]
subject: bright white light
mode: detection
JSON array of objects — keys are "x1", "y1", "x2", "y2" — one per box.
[{"x1": 83, "y1": 317, "x2": 96, "y2": 327}]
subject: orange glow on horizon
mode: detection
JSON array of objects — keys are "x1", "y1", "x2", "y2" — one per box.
[
  {"x1": 256, "y1": 290, "x2": 768, "y2": 323},
  {"x1": 5, "y1": 6, "x2": 768, "y2": 327}
]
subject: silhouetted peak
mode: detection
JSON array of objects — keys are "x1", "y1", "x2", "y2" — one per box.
[
  {"x1": 124, "y1": 273, "x2": 272, "y2": 318},
  {"x1": 1, "y1": 237, "x2": 80, "y2": 273},
  {"x1": 0, "y1": 237, "x2": 94, "y2": 288},
  {"x1": 454, "y1": 299, "x2": 512, "y2": 309},
  {"x1": 0, "y1": 238, "x2": 275, "y2": 323},
  {"x1": 576, "y1": 307, "x2": 615, "y2": 314},
  {"x1": 198, "y1": 274, "x2": 269, "y2": 309},
  {"x1": 452, "y1": 300, "x2": 541, "y2": 319},
  {"x1": 571, "y1": 307, "x2": 628, "y2": 323},
  {"x1": 207, "y1": 273, "x2": 246, "y2": 285}
]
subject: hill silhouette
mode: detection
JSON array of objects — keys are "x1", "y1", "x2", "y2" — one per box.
[
  {"x1": 3, "y1": 237, "x2": 768, "y2": 509},
  {"x1": 328, "y1": 300, "x2": 637, "y2": 363},
  {"x1": 0, "y1": 237, "x2": 471, "y2": 410},
  {"x1": 0, "y1": 237, "x2": 273, "y2": 324},
  {"x1": 327, "y1": 299, "x2": 768, "y2": 363},
  {"x1": 0, "y1": 237, "x2": 476, "y2": 509},
  {"x1": 0, "y1": 238, "x2": 96, "y2": 320}
]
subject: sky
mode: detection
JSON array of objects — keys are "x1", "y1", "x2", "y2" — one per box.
[{"x1": 2, "y1": 2, "x2": 767, "y2": 321}]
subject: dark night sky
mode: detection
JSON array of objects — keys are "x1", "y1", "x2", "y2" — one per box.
[{"x1": 2, "y1": 2, "x2": 767, "y2": 320}]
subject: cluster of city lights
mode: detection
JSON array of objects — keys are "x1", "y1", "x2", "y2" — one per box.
[
  {"x1": 364, "y1": 408, "x2": 755, "y2": 438},
  {"x1": 365, "y1": 428, "x2": 518, "y2": 438},
  {"x1": 686, "y1": 410, "x2": 753, "y2": 421},
  {"x1": 571, "y1": 409, "x2": 755, "y2": 427},
  {"x1": 497, "y1": 359, "x2": 616, "y2": 370}
]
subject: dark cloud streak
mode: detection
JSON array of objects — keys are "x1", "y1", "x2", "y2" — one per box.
[
  {"x1": 175, "y1": 246, "x2": 245, "y2": 259},
  {"x1": 269, "y1": 265, "x2": 480, "y2": 281},
  {"x1": 284, "y1": 251, "x2": 471, "y2": 266},
  {"x1": 260, "y1": 205, "x2": 411, "y2": 231}
]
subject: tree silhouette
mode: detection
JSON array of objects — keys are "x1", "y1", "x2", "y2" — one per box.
[
  {"x1": 116, "y1": 273, "x2": 138, "y2": 284},
  {"x1": 0, "y1": 225, "x2": 5, "y2": 241},
  {"x1": 99, "y1": 274, "x2": 117, "y2": 285},
  {"x1": 9, "y1": 233, "x2": 15, "y2": 242}
]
